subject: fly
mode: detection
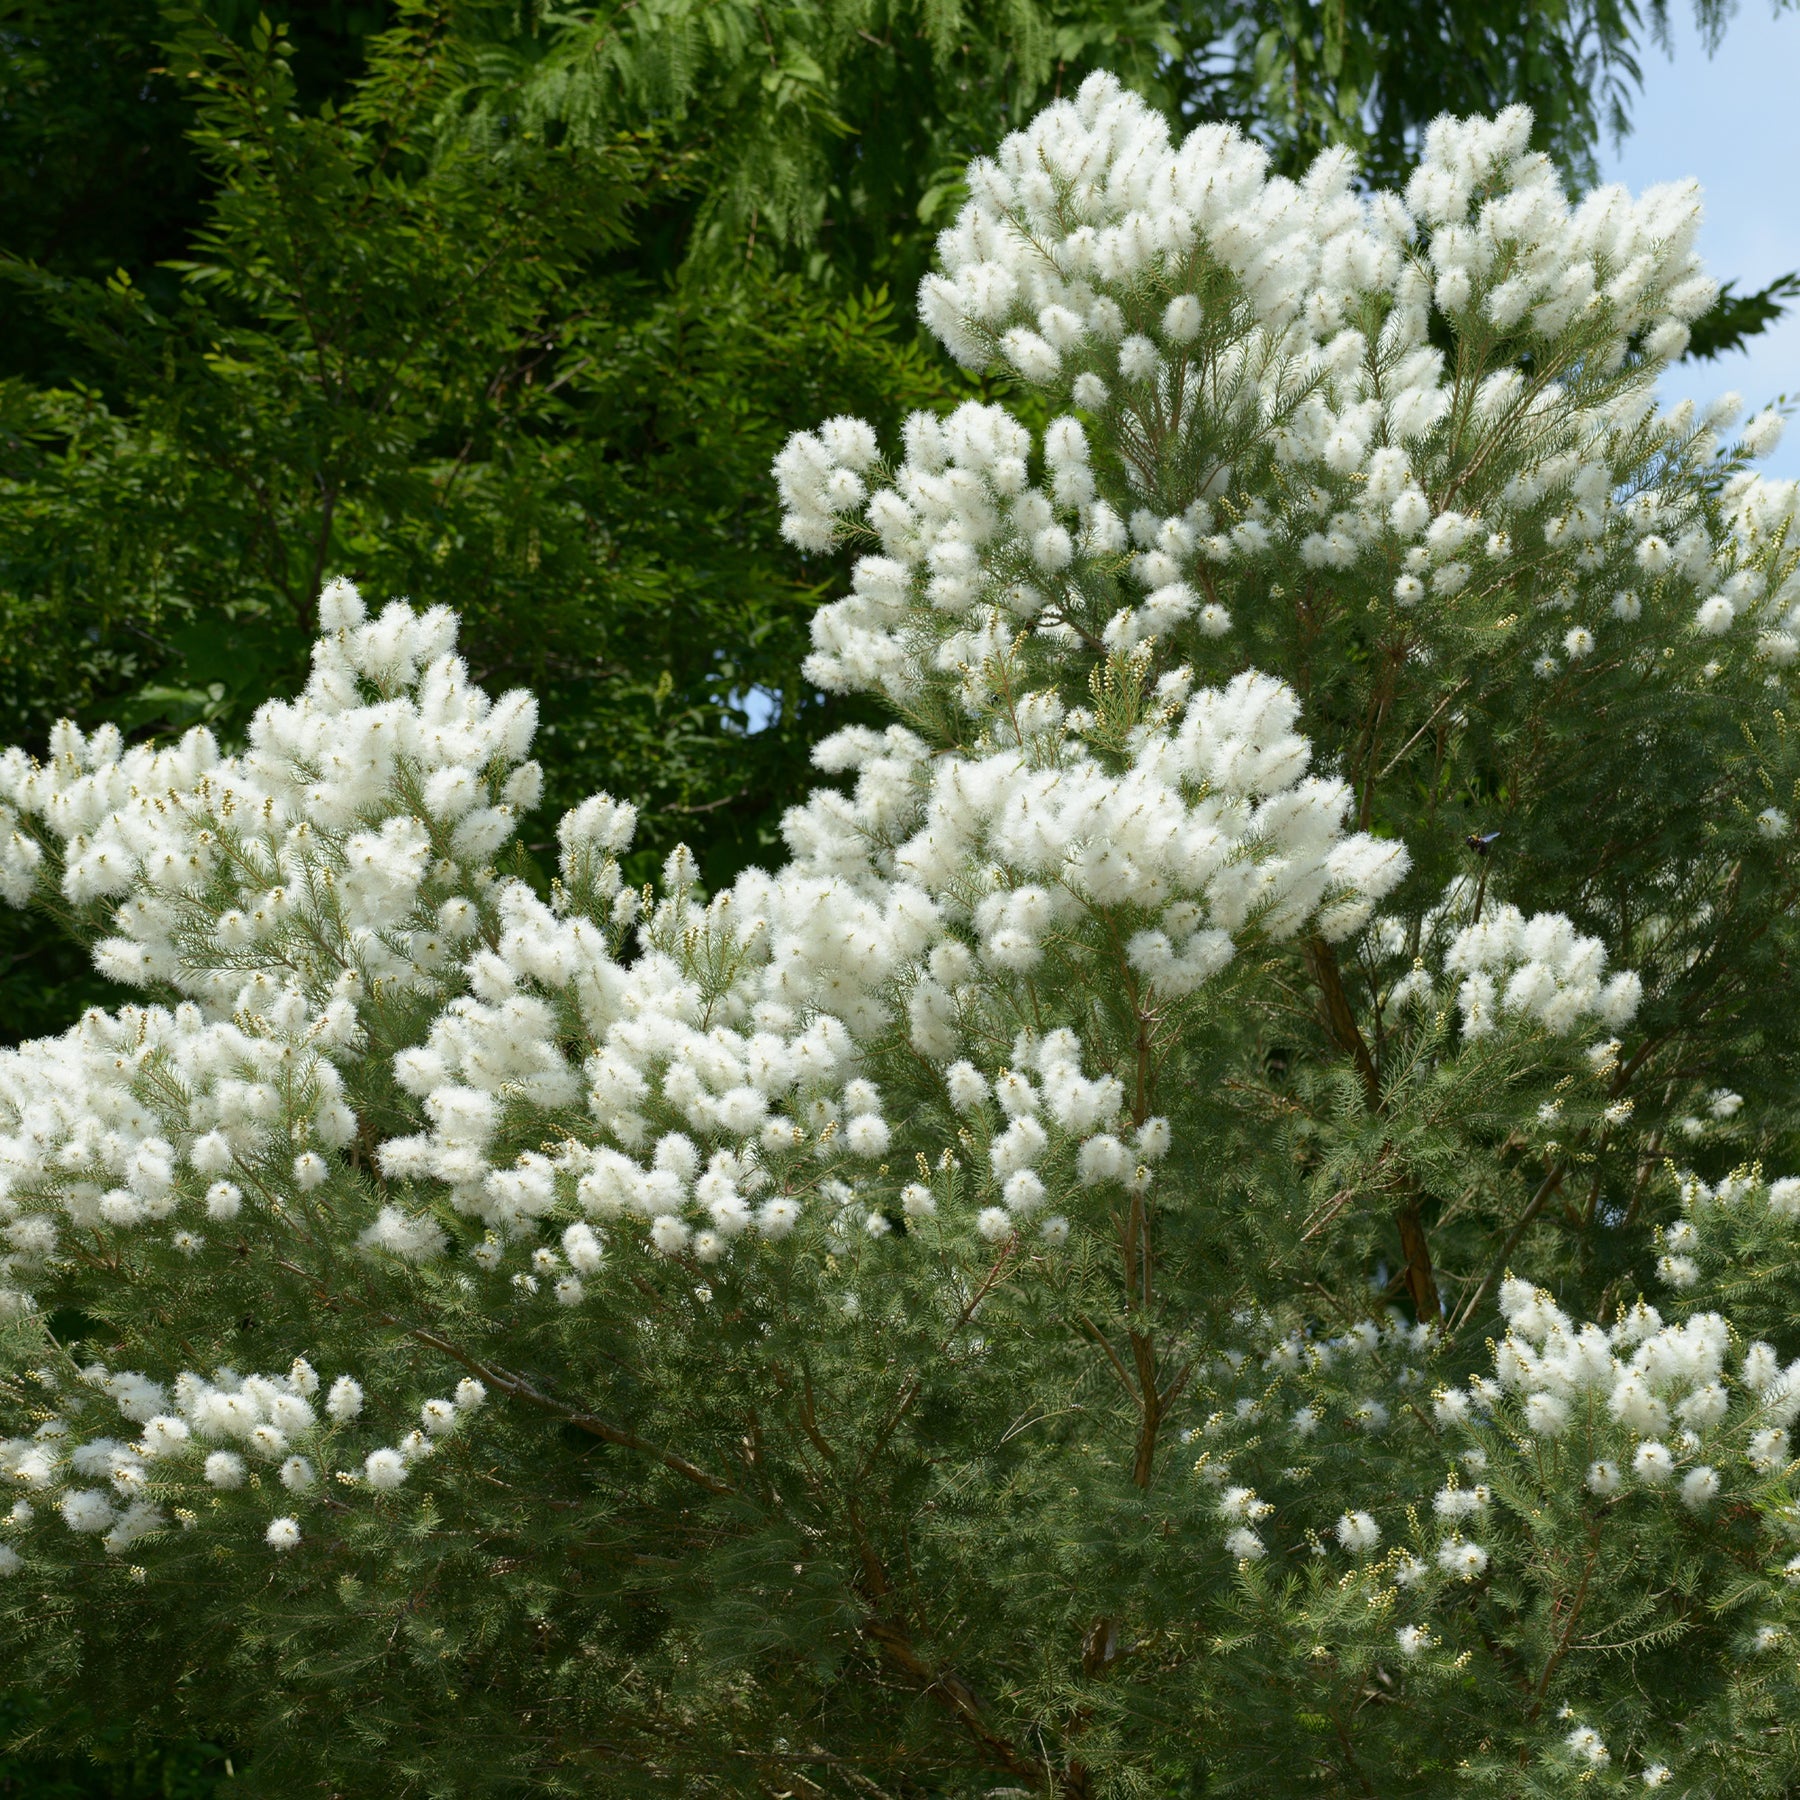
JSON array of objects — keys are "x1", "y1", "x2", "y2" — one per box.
[{"x1": 1465, "y1": 831, "x2": 1499, "y2": 923}]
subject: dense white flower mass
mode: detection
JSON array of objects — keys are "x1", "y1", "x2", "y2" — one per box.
[
  {"x1": 777, "y1": 74, "x2": 1799, "y2": 717},
  {"x1": 0, "y1": 1353, "x2": 482, "y2": 1557},
  {"x1": 379, "y1": 634, "x2": 1410, "y2": 1255},
  {"x1": 0, "y1": 569, "x2": 1414, "y2": 1332},
  {"x1": 1443, "y1": 905, "x2": 1641, "y2": 1038},
  {"x1": 2, "y1": 73, "x2": 1800, "y2": 1800},
  {"x1": 0, "y1": 558, "x2": 1423, "y2": 1569},
  {"x1": 0, "y1": 580, "x2": 540, "y2": 1307}
]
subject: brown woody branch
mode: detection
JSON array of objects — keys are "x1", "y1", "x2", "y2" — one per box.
[
  {"x1": 1303, "y1": 937, "x2": 1442, "y2": 1320},
  {"x1": 270, "y1": 1257, "x2": 734, "y2": 1496}
]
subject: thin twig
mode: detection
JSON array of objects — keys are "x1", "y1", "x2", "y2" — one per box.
[
  {"x1": 272, "y1": 1258, "x2": 734, "y2": 1495},
  {"x1": 1373, "y1": 678, "x2": 1471, "y2": 782}
]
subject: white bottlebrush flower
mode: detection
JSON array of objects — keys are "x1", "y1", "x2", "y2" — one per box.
[
  {"x1": 279, "y1": 1457, "x2": 315, "y2": 1493},
  {"x1": 59, "y1": 1490, "x2": 115, "y2": 1533},
  {"x1": 649, "y1": 1215, "x2": 690, "y2": 1256},
  {"x1": 1433, "y1": 1483, "x2": 1488, "y2": 1519},
  {"x1": 1524, "y1": 1391, "x2": 1570, "y2": 1436},
  {"x1": 364, "y1": 1449, "x2": 408, "y2": 1491},
  {"x1": 1437, "y1": 1539, "x2": 1489, "y2": 1581},
  {"x1": 326, "y1": 1378, "x2": 365, "y2": 1422},
  {"x1": 844, "y1": 1114, "x2": 891, "y2": 1158},
  {"x1": 1679, "y1": 1465, "x2": 1720, "y2": 1510},
  {"x1": 1748, "y1": 1428, "x2": 1790, "y2": 1471},
  {"x1": 1657, "y1": 1254, "x2": 1699, "y2": 1290},
  {"x1": 976, "y1": 1207, "x2": 1014, "y2": 1242},
  {"x1": 420, "y1": 1399, "x2": 458, "y2": 1437},
  {"x1": 1432, "y1": 1389, "x2": 1471, "y2": 1426},
  {"x1": 899, "y1": 1183, "x2": 937, "y2": 1219},
  {"x1": 206, "y1": 1182, "x2": 243, "y2": 1221},
  {"x1": 204, "y1": 1452, "x2": 246, "y2": 1491},
  {"x1": 139, "y1": 1415, "x2": 190, "y2": 1458},
  {"x1": 1218, "y1": 1486, "x2": 1273, "y2": 1523},
  {"x1": 1695, "y1": 596, "x2": 1736, "y2": 635},
  {"x1": 1564, "y1": 1725, "x2": 1609, "y2": 1768},
  {"x1": 1742, "y1": 409, "x2": 1784, "y2": 458}
]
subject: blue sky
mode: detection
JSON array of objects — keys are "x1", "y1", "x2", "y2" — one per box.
[{"x1": 1598, "y1": 1, "x2": 1800, "y2": 477}]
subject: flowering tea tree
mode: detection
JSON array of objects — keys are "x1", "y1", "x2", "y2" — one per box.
[{"x1": 4, "y1": 74, "x2": 1800, "y2": 1797}]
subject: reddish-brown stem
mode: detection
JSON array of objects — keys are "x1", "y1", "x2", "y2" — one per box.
[
  {"x1": 1526, "y1": 1520, "x2": 1602, "y2": 1719},
  {"x1": 272, "y1": 1258, "x2": 734, "y2": 1496},
  {"x1": 1304, "y1": 937, "x2": 1442, "y2": 1319}
]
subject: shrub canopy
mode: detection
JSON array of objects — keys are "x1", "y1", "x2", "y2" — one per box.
[{"x1": 4, "y1": 69, "x2": 1800, "y2": 1800}]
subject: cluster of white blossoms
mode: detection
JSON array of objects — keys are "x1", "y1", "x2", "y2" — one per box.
[
  {"x1": 380, "y1": 649, "x2": 1410, "y2": 1264},
  {"x1": 1204, "y1": 1278, "x2": 1800, "y2": 1582},
  {"x1": 0, "y1": 579, "x2": 538, "y2": 999},
  {"x1": 777, "y1": 73, "x2": 1797, "y2": 717},
  {"x1": 1650, "y1": 1167, "x2": 1800, "y2": 1291},
  {"x1": 1187, "y1": 1277, "x2": 1800, "y2": 1800},
  {"x1": 1670, "y1": 1166, "x2": 1800, "y2": 1224},
  {"x1": 0, "y1": 1357, "x2": 486, "y2": 1565},
  {"x1": 0, "y1": 989, "x2": 364, "y2": 1312},
  {"x1": 1363, "y1": 891, "x2": 1645, "y2": 1043},
  {"x1": 0, "y1": 575, "x2": 1411, "y2": 1329},
  {"x1": 1441, "y1": 903, "x2": 1642, "y2": 1038},
  {"x1": 0, "y1": 581, "x2": 542, "y2": 1310},
  {"x1": 1479, "y1": 1278, "x2": 1800, "y2": 1490},
  {"x1": 921, "y1": 91, "x2": 1707, "y2": 369}
]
